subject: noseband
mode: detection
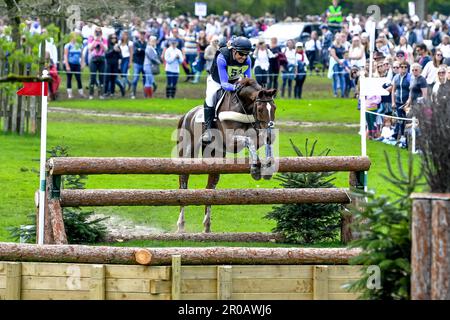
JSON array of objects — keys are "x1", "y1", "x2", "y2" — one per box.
[{"x1": 234, "y1": 91, "x2": 275, "y2": 129}]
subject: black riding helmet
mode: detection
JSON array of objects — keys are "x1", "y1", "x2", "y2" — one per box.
[{"x1": 231, "y1": 36, "x2": 252, "y2": 54}]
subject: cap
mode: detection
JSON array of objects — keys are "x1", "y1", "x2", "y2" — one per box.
[
  {"x1": 396, "y1": 50, "x2": 405, "y2": 56},
  {"x1": 295, "y1": 42, "x2": 304, "y2": 47},
  {"x1": 320, "y1": 24, "x2": 328, "y2": 29}
]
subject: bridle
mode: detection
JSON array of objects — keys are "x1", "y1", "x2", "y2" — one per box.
[{"x1": 233, "y1": 90, "x2": 275, "y2": 130}]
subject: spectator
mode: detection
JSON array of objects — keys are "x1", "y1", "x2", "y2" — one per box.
[
  {"x1": 63, "y1": 32, "x2": 85, "y2": 99},
  {"x1": 294, "y1": 42, "x2": 309, "y2": 99},
  {"x1": 87, "y1": 26, "x2": 108, "y2": 99},
  {"x1": 192, "y1": 30, "x2": 208, "y2": 84},
  {"x1": 422, "y1": 49, "x2": 445, "y2": 90},
  {"x1": 408, "y1": 63, "x2": 428, "y2": 106},
  {"x1": 143, "y1": 36, "x2": 160, "y2": 98},
  {"x1": 281, "y1": 39, "x2": 296, "y2": 98},
  {"x1": 320, "y1": 24, "x2": 333, "y2": 75},
  {"x1": 46, "y1": 51, "x2": 61, "y2": 101},
  {"x1": 326, "y1": 0, "x2": 343, "y2": 33},
  {"x1": 437, "y1": 35, "x2": 450, "y2": 64},
  {"x1": 342, "y1": 51, "x2": 352, "y2": 97},
  {"x1": 184, "y1": 23, "x2": 198, "y2": 82},
  {"x1": 204, "y1": 35, "x2": 219, "y2": 73},
  {"x1": 431, "y1": 64, "x2": 448, "y2": 103},
  {"x1": 267, "y1": 37, "x2": 282, "y2": 91},
  {"x1": 348, "y1": 35, "x2": 365, "y2": 68},
  {"x1": 104, "y1": 33, "x2": 124, "y2": 97},
  {"x1": 118, "y1": 31, "x2": 133, "y2": 92},
  {"x1": 131, "y1": 30, "x2": 147, "y2": 99},
  {"x1": 253, "y1": 38, "x2": 274, "y2": 87},
  {"x1": 329, "y1": 33, "x2": 346, "y2": 98},
  {"x1": 365, "y1": 94, "x2": 381, "y2": 139},
  {"x1": 395, "y1": 36, "x2": 414, "y2": 65},
  {"x1": 416, "y1": 43, "x2": 431, "y2": 69},
  {"x1": 305, "y1": 31, "x2": 321, "y2": 75},
  {"x1": 164, "y1": 38, "x2": 184, "y2": 98},
  {"x1": 391, "y1": 61, "x2": 411, "y2": 139}
]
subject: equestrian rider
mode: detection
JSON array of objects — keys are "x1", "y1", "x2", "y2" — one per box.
[{"x1": 202, "y1": 36, "x2": 253, "y2": 143}]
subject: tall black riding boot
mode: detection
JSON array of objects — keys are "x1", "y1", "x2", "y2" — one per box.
[{"x1": 202, "y1": 104, "x2": 215, "y2": 143}]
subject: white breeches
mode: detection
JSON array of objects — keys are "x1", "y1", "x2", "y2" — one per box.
[{"x1": 205, "y1": 75, "x2": 222, "y2": 107}]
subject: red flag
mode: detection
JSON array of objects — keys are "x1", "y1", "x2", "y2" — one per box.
[{"x1": 17, "y1": 82, "x2": 48, "y2": 96}]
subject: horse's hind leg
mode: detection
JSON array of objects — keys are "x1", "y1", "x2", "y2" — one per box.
[
  {"x1": 203, "y1": 173, "x2": 220, "y2": 233},
  {"x1": 177, "y1": 174, "x2": 189, "y2": 233}
]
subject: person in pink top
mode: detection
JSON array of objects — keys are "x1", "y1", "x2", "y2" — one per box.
[{"x1": 87, "y1": 26, "x2": 108, "y2": 99}]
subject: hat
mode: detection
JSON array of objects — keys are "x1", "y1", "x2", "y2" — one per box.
[
  {"x1": 295, "y1": 42, "x2": 304, "y2": 47},
  {"x1": 374, "y1": 51, "x2": 385, "y2": 60},
  {"x1": 396, "y1": 50, "x2": 405, "y2": 56},
  {"x1": 320, "y1": 24, "x2": 328, "y2": 29}
]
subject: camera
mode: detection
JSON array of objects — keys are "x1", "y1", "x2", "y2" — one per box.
[{"x1": 95, "y1": 44, "x2": 101, "y2": 50}]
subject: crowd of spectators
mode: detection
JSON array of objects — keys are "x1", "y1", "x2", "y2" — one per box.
[{"x1": 1, "y1": 5, "x2": 450, "y2": 149}]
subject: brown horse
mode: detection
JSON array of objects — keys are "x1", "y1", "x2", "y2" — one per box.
[{"x1": 175, "y1": 78, "x2": 277, "y2": 232}]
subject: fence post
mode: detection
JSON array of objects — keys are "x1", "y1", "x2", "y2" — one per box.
[
  {"x1": 411, "y1": 117, "x2": 417, "y2": 154},
  {"x1": 313, "y1": 265, "x2": 328, "y2": 300},
  {"x1": 6, "y1": 262, "x2": 22, "y2": 300},
  {"x1": 89, "y1": 264, "x2": 105, "y2": 300},
  {"x1": 171, "y1": 255, "x2": 181, "y2": 300},
  {"x1": 217, "y1": 266, "x2": 233, "y2": 300}
]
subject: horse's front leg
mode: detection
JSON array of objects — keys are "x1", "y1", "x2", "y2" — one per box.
[
  {"x1": 232, "y1": 135, "x2": 260, "y2": 180},
  {"x1": 261, "y1": 127, "x2": 277, "y2": 180},
  {"x1": 204, "y1": 173, "x2": 220, "y2": 233},
  {"x1": 177, "y1": 174, "x2": 189, "y2": 233}
]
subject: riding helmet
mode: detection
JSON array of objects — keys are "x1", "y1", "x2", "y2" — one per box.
[{"x1": 231, "y1": 36, "x2": 252, "y2": 54}]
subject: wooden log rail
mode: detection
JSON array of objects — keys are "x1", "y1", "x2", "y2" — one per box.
[
  {"x1": 0, "y1": 242, "x2": 362, "y2": 266},
  {"x1": 48, "y1": 156, "x2": 371, "y2": 175},
  {"x1": 59, "y1": 188, "x2": 351, "y2": 207}
]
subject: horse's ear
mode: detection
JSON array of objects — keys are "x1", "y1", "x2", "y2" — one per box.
[
  {"x1": 266, "y1": 89, "x2": 277, "y2": 97},
  {"x1": 258, "y1": 90, "x2": 265, "y2": 99}
]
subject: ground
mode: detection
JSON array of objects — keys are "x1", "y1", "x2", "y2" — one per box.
[{"x1": 0, "y1": 75, "x2": 420, "y2": 246}]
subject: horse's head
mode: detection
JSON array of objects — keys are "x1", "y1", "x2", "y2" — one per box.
[{"x1": 236, "y1": 78, "x2": 277, "y2": 129}]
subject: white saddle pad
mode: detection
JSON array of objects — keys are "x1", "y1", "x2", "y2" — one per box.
[{"x1": 194, "y1": 109, "x2": 255, "y2": 124}]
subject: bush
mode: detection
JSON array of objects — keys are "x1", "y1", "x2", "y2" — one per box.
[
  {"x1": 8, "y1": 144, "x2": 108, "y2": 244},
  {"x1": 347, "y1": 151, "x2": 424, "y2": 300},
  {"x1": 264, "y1": 139, "x2": 342, "y2": 244}
]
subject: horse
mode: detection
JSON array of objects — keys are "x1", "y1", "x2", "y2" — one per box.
[{"x1": 175, "y1": 78, "x2": 277, "y2": 233}]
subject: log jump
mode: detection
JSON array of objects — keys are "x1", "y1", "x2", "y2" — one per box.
[
  {"x1": 40, "y1": 156, "x2": 370, "y2": 245},
  {"x1": 0, "y1": 242, "x2": 362, "y2": 265}
]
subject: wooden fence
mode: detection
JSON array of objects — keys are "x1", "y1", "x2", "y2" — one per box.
[{"x1": 0, "y1": 259, "x2": 363, "y2": 300}]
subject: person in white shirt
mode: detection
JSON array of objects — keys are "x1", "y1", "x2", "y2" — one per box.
[
  {"x1": 304, "y1": 31, "x2": 321, "y2": 75},
  {"x1": 118, "y1": 31, "x2": 134, "y2": 91},
  {"x1": 281, "y1": 39, "x2": 296, "y2": 98},
  {"x1": 422, "y1": 49, "x2": 445, "y2": 89},
  {"x1": 348, "y1": 35, "x2": 366, "y2": 68},
  {"x1": 431, "y1": 65, "x2": 447, "y2": 104},
  {"x1": 253, "y1": 39, "x2": 274, "y2": 87},
  {"x1": 437, "y1": 35, "x2": 450, "y2": 64},
  {"x1": 395, "y1": 36, "x2": 414, "y2": 65},
  {"x1": 164, "y1": 38, "x2": 184, "y2": 98}
]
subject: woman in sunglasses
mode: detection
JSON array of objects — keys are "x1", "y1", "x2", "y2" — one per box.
[
  {"x1": 407, "y1": 63, "x2": 428, "y2": 107},
  {"x1": 431, "y1": 64, "x2": 448, "y2": 104},
  {"x1": 422, "y1": 49, "x2": 445, "y2": 92},
  {"x1": 202, "y1": 36, "x2": 253, "y2": 142}
]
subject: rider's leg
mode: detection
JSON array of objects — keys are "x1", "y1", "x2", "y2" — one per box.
[{"x1": 202, "y1": 76, "x2": 222, "y2": 143}]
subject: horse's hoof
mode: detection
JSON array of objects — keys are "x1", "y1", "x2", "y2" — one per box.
[{"x1": 251, "y1": 166, "x2": 261, "y2": 180}]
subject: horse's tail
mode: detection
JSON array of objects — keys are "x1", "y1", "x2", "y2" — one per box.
[{"x1": 177, "y1": 114, "x2": 186, "y2": 157}]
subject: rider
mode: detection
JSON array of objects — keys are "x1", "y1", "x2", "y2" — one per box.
[{"x1": 202, "y1": 36, "x2": 253, "y2": 143}]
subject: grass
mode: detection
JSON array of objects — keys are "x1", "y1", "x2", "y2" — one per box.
[
  {"x1": 0, "y1": 109, "x2": 421, "y2": 243},
  {"x1": 50, "y1": 98, "x2": 360, "y2": 124}
]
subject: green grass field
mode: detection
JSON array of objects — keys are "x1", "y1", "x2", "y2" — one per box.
[{"x1": 0, "y1": 76, "x2": 422, "y2": 245}]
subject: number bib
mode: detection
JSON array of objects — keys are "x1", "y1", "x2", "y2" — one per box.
[{"x1": 227, "y1": 65, "x2": 249, "y2": 81}]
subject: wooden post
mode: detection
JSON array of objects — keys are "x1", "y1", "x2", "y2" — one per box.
[
  {"x1": 171, "y1": 255, "x2": 181, "y2": 300},
  {"x1": 217, "y1": 266, "x2": 232, "y2": 300},
  {"x1": 313, "y1": 265, "x2": 329, "y2": 300},
  {"x1": 89, "y1": 264, "x2": 105, "y2": 300},
  {"x1": 411, "y1": 199, "x2": 432, "y2": 300},
  {"x1": 5, "y1": 262, "x2": 21, "y2": 300},
  {"x1": 431, "y1": 199, "x2": 450, "y2": 300}
]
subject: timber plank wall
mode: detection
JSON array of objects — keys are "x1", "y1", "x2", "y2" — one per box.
[{"x1": 0, "y1": 260, "x2": 363, "y2": 300}]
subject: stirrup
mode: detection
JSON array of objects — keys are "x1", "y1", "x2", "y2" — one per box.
[{"x1": 202, "y1": 130, "x2": 213, "y2": 143}]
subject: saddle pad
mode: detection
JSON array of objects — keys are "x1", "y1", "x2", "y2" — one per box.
[
  {"x1": 194, "y1": 108, "x2": 204, "y2": 123},
  {"x1": 218, "y1": 111, "x2": 255, "y2": 123}
]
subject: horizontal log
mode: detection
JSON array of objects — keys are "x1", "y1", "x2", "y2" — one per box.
[
  {"x1": 60, "y1": 188, "x2": 351, "y2": 207},
  {"x1": 104, "y1": 232, "x2": 286, "y2": 243},
  {"x1": 0, "y1": 243, "x2": 362, "y2": 265},
  {"x1": 48, "y1": 156, "x2": 371, "y2": 175}
]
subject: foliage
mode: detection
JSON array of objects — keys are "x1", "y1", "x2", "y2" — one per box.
[
  {"x1": 347, "y1": 150, "x2": 424, "y2": 300},
  {"x1": 415, "y1": 85, "x2": 450, "y2": 193},
  {"x1": 7, "y1": 144, "x2": 108, "y2": 244},
  {"x1": 265, "y1": 139, "x2": 342, "y2": 244}
]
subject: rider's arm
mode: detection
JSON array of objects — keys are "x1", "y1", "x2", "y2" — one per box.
[
  {"x1": 243, "y1": 56, "x2": 252, "y2": 78},
  {"x1": 217, "y1": 54, "x2": 237, "y2": 91}
]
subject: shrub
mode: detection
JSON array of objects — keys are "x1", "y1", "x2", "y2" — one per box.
[
  {"x1": 265, "y1": 139, "x2": 342, "y2": 244},
  {"x1": 347, "y1": 151, "x2": 424, "y2": 300}
]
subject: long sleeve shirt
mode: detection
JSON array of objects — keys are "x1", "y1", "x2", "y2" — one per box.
[
  {"x1": 216, "y1": 54, "x2": 252, "y2": 91},
  {"x1": 164, "y1": 46, "x2": 184, "y2": 73}
]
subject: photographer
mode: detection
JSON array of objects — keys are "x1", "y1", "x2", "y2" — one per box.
[
  {"x1": 87, "y1": 27, "x2": 107, "y2": 99},
  {"x1": 253, "y1": 38, "x2": 274, "y2": 87},
  {"x1": 104, "y1": 34, "x2": 124, "y2": 97}
]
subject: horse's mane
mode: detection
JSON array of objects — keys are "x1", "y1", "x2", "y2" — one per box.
[{"x1": 239, "y1": 78, "x2": 261, "y2": 91}]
